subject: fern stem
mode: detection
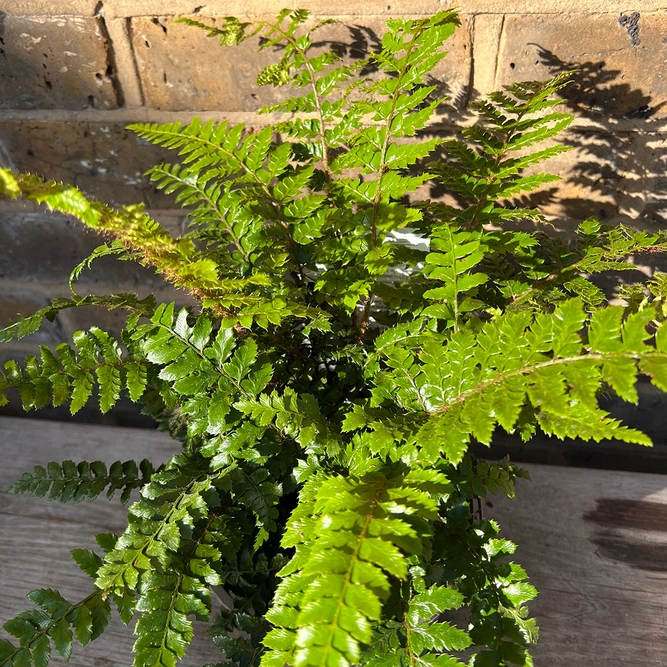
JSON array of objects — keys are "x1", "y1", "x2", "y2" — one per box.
[
  {"x1": 369, "y1": 37, "x2": 421, "y2": 248},
  {"x1": 271, "y1": 22, "x2": 332, "y2": 176},
  {"x1": 402, "y1": 616, "x2": 419, "y2": 667},
  {"x1": 258, "y1": 20, "x2": 335, "y2": 281},
  {"x1": 444, "y1": 225, "x2": 461, "y2": 332},
  {"x1": 359, "y1": 25, "x2": 427, "y2": 333}
]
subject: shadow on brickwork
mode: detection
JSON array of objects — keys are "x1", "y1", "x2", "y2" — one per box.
[
  {"x1": 507, "y1": 47, "x2": 667, "y2": 298},
  {"x1": 533, "y1": 46, "x2": 667, "y2": 230}
]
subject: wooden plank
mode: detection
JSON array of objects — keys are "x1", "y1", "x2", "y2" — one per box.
[
  {"x1": 0, "y1": 417, "x2": 221, "y2": 666},
  {"x1": 489, "y1": 464, "x2": 667, "y2": 666},
  {"x1": 1, "y1": 416, "x2": 666, "y2": 665}
]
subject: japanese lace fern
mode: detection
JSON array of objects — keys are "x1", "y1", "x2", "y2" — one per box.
[{"x1": 1, "y1": 9, "x2": 666, "y2": 667}]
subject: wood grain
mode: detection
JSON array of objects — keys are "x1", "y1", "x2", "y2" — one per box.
[
  {"x1": 1, "y1": 416, "x2": 666, "y2": 666},
  {"x1": 489, "y1": 464, "x2": 667, "y2": 666},
  {"x1": 0, "y1": 417, "x2": 221, "y2": 667}
]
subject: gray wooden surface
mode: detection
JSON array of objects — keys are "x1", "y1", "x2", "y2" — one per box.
[
  {"x1": 0, "y1": 417, "x2": 221, "y2": 666},
  {"x1": 489, "y1": 463, "x2": 667, "y2": 666},
  {"x1": 1, "y1": 417, "x2": 666, "y2": 666}
]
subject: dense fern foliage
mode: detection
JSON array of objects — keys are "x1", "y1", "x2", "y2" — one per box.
[{"x1": 1, "y1": 9, "x2": 666, "y2": 667}]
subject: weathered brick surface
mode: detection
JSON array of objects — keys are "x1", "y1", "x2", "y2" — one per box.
[
  {"x1": 0, "y1": 290, "x2": 66, "y2": 345},
  {"x1": 0, "y1": 16, "x2": 119, "y2": 110},
  {"x1": 0, "y1": 212, "x2": 97, "y2": 284},
  {"x1": 273, "y1": 0, "x2": 443, "y2": 16},
  {"x1": 4, "y1": 0, "x2": 664, "y2": 18},
  {"x1": 0, "y1": 210, "x2": 182, "y2": 288},
  {"x1": 514, "y1": 129, "x2": 667, "y2": 231},
  {"x1": 497, "y1": 12, "x2": 667, "y2": 119},
  {"x1": 0, "y1": 122, "x2": 172, "y2": 206},
  {"x1": 131, "y1": 15, "x2": 472, "y2": 111},
  {"x1": 107, "y1": 0, "x2": 443, "y2": 18},
  {"x1": 0, "y1": 0, "x2": 99, "y2": 15}
]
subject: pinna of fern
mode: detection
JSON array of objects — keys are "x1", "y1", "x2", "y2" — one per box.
[{"x1": 1, "y1": 8, "x2": 667, "y2": 667}]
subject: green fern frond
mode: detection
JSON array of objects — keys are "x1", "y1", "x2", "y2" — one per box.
[
  {"x1": 235, "y1": 387, "x2": 342, "y2": 458},
  {"x1": 8, "y1": 459, "x2": 154, "y2": 504},
  {"x1": 94, "y1": 453, "x2": 229, "y2": 596},
  {"x1": 207, "y1": 611, "x2": 269, "y2": 667},
  {"x1": 429, "y1": 71, "x2": 575, "y2": 235},
  {"x1": 363, "y1": 584, "x2": 471, "y2": 667},
  {"x1": 69, "y1": 240, "x2": 132, "y2": 295},
  {"x1": 368, "y1": 299, "x2": 667, "y2": 465},
  {"x1": 262, "y1": 468, "x2": 450, "y2": 667},
  {"x1": 129, "y1": 121, "x2": 276, "y2": 185},
  {"x1": 422, "y1": 226, "x2": 488, "y2": 329},
  {"x1": 0, "y1": 589, "x2": 111, "y2": 667},
  {"x1": 0, "y1": 327, "x2": 151, "y2": 414},
  {"x1": 0, "y1": 171, "x2": 229, "y2": 310},
  {"x1": 174, "y1": 16, "x2": 256, "y2": 46},
  {"x1": 431, "y1": 501, "x2": 538, "y2": 666}
]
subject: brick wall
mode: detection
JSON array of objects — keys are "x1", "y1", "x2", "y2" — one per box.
[{"x1": 0, "y1": 0, "x2": 666, "y2": 426}]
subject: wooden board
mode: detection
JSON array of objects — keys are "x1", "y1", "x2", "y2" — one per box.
[
  {"x1": 0, "y1": 417, "x2": 221, "y2": 666},
  {"x1": 489, "y1": 464, "x2": 667, "y2": 666},
  {"x1": 1, "y1": 416, "x2": 666, "y2": 666}
]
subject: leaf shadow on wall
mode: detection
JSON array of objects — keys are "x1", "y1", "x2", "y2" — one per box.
[
  {"x1": 518, "y1": 47, "x2": 667, "y2": 299},
  {"x1": 472, "y1": 47, "x2": 667, "y2": 468},
  {"x1": 532, "y1": 45, "x2": 667, "y2": 231}
]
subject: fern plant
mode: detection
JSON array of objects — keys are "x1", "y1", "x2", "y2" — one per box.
[{"x1": 1, "y1": 9, "x2": 666, "y2": 667}]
